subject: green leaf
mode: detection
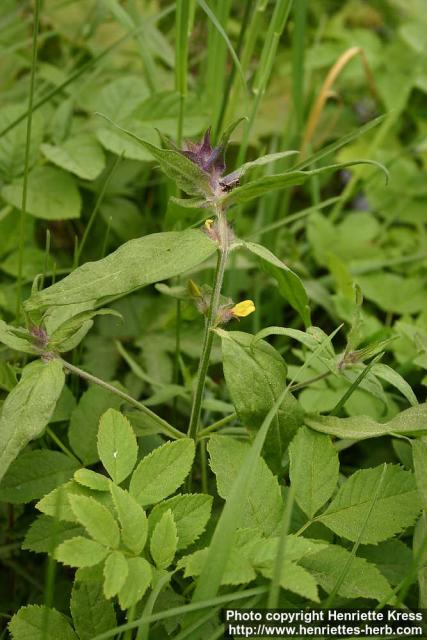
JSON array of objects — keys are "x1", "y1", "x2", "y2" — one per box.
[
  {"x1": 372, "y1": 363, "x2": 418, "y2": 406},
  {"x1": 148, "y1": 493, "x2": 212, "y2": 550},
  {"x1": 55, "y1": 536, "x2": 108, "y2": 568},
  {"x1": 300, "y1": 545, "x2": 392, "y2": 602},
  {"x1": 130, "y1": 438, "x2": 195, "y2": 506},
  {"x1": 70, "y1": 581, "x2": 116, "y2": 640},
  {"x1": 103, "y1": 550, "x2": 129, "y2": 599},
  {"x1": 241, "y1": 241, "x2": 310, "y2": 327},
  {"x1": 23, "y1": 516, "x2": 84, "y2": 555},
  {"x1": 0, "y1": 319, "x2": 36, "y2": 354},
  {"x1": 305, "y1": 403, "x2": 427, "y2": 440},
  {"x1": 289, "y1": 427, "x2": 339, "y2": 519},
  {"x1": 260, "y1": 560, "x2": 320, "y2": 602},
  {"x1": 356, "y1": 273, "x2": 426, "y2": 315},
  {"x1": 218, "y1": 329, "x2": 303, "y2": 473},
  {"x1": 0, "y1": 105, "x2": 44, "y2": 179},
  {"x1": 110, "y1": 484, "x2": 148, "y2": 555},
  {"x1": 49, "y1": 308, "x2": 123, "y2": 352},
  {"x1": 36, "y1": 480, "x2": 110, "y2": 522},
  {"x1": 2, "y1": 166, "x2": 81, "y2": 220},
  {"x1": 9, "y1": 605, "x2": 78, "y2": 640},
  {"x1": 97, "y1": 115, "x2": 212, "y2": 196},
  {"x1": 412, "y1": 438, "x2": 427, "y2": 509},
  {"x1": 97, "y1": 409, "x2": 138, "y2": 484},
  {"x1": 357, "y1": 540, "x2": 413, "y2": 586},
  {"x1": 231, "y1": 150, "x2": 299, "y2": 180},
  {"x1": 150, "y1": 509, "x2": 178, "y2": 569},
  {"x1": 69, "y1": 385, "x2": 123, "y2": 465},
  {"x1": 0, "y1": 359, "x2": 65, "y2": 484},
  {"x1": 208, "y1": 435, "x2": 282, "y2": 536},
  {"x1": 118, "y1": 557, "x2": 152, "y2": 609},
  {"x1": 222, "y1": 160, "x2": 388, "y2": 206},
  {"x1": 318, "y1": 464, "x2": 421, "y2": 543},
  {"x1": 96, "y1": 120, "x2": 157, "y2": 162},
  {"x1": 25, "y1": 229, "x2": 216, "y2": 311},
  {"x1": 0, "y1": 450, "x2": 78, "y2": 503},
  {"x1": 69, "y1": 494, "x2": 120, "y2": 548},
  {"x1": 41, "y1": 133, "x2": 105, "y2": 180},
  {"x1": 74, "y1": 469, "x2": 110, "y2": 492}
]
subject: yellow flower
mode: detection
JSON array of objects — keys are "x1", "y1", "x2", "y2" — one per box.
[
  {"x1": 231, "y1": 300, "x2": 256, "y2": 318},
  {"x1": 204, "y1": 218, "x2": 214, "y2": 230}
]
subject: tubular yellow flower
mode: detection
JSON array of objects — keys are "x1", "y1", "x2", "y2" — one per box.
[
  {"x1": 231, "y1": 300, "x2": 256, "y2": 318},
  {"x1": 204, "y1": 218, "x2": 214, "y2": 230}
]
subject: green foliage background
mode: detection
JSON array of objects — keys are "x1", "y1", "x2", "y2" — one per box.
[{"x1": 0, "y1": 0, "x2": 427, "y2": 638}]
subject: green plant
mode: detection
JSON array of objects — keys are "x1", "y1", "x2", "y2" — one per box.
[{"x1": 1, "y1": 1, "x2": 427, "y2": 639}]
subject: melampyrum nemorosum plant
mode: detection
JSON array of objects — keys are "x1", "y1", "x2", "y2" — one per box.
[{"x1": 0, "y1": 116, "x2": 388, "y2": 480}]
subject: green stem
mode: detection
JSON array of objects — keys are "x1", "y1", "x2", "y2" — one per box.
[
  {"x1": 16, "y1": 0, "x2": 40, "y2": 318},
  {"x1": 45, "y1": 427, "x2": 81, "y2": 463},
  {"x1": 136, "y1": 571, "x2": 171, "y2": 640},
  {"x1": 187, "y1": 211, "x2": 229, "y2": 439},
  {"x1": 59, "y1": 358, "x2": 184, "y2": 441},
  {"x1": 197, "y1": 412, "x2": 237, "y2": 437},
  {"x1": 123, "y1": 605, "x2": 136, "y2": 640},
  {"x1": 75, "y1": 153, "x2": 123, "y2": 265}
]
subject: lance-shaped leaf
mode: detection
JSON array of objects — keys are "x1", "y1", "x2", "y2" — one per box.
[
  {"x1": 24, "y1": 229, "x2": 216, "y2": 311},
  {"x1": 239, "y1": 241, "x2": 310, "y2": 327},
  {"x1": 221, "y1": 160, "x2": 388, "y2": 206},
  {"x1": 0, "y1": 359, "x2": 65, "y2": 484},
  {"x1": 97, "y1": 114, "x2": 212, "y2": 196},
  {"x1": 305, "y1": 403, "x2": 427, "y2": 440}
]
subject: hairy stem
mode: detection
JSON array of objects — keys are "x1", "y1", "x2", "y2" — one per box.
[
  {"x1": 60, "y1": 358, "x2": 184, "y2": 441},
  {"x1": 188, "y1": 211, "x2": 229, "y2": 439}
]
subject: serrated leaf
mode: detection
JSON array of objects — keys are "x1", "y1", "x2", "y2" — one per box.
[
  {"x1": 36, "y1": 480, "x2": 103, "y2": 522},
  {"x1": 74, "y1": 469, "x2": 110, "y2": 492},
  {"x1": 357, "y1": 540, "x2": 413, "y2": 586},
  {"x1": 208, "y1": 435, "x2": 282, "y2": 536},
  {"x1": 241, "y1": 241, "x2": 310, "y2": 327},
  {"x1": 0, "y1": 450, "x2": 79, "y2": 503},
  {"x1": 69, "y1": 385, "x2": 123, "y2": 465},
  {"x1": 150, "y1": 510, "x2": 177, "y2": 569},
  {"x1": 23, "y1": 516, "x2": 84, "y2": 555},
  {"x1": 289, "y1": 427, "x2": 339, "y2": 519},
  {"x1": 130, "y1": 438, "x2": 195, "y2": 506},
  {"x1": 300, "y1": 545, "x2": 392, "y2": 602},
  {"x1": 25, "y1": 229, "x2": 216, "y2": 311},
  {"x1": 118, "y1": 557, "x2": 152, "y2": 609},
  {"x1": 97, "y1": 409, "x2": 138, "y2": 484},
  {"x1": 103, "y1": 550, "x2": 129, "y2": 599},
  {"x1": 110, "y1": 484, "x2": 148, "y2": 554},
  {"x1": 0, "y1": 359, "x2": 65, "y2": 484},
  {"x1": 318, "y1": 464, "x2": 421, "y2": 543},
  {"x1": 260, "y1": 560, "x2": 320, "y2": 602},
  {"x1": 148, "y1": 493, "x2": 212, "y2": 550},
  {"x1": 55, "y1": 536, "x2": 108, "y2": 567},
  {"x1": 69, "y1": 494, "x2": 120, "y2": 548},
  {"x1": 9, "y1": 605, "x2": 78, "y2": 640},
  {"x1": 305, "y1": 403, "x2": 427, "y2": 440},
  {"x1": 70, "y1": 581, "x2": 116, "y2": 640},
  {"x1": 218, "y1": 329, "x2": 303, "y2": 473},
  {"x1": 2, "y1": 166, "x2": 81, "y2": 220},
  {"x1": 41, "y1": 133, "x2": 105, "y2": 180}
]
